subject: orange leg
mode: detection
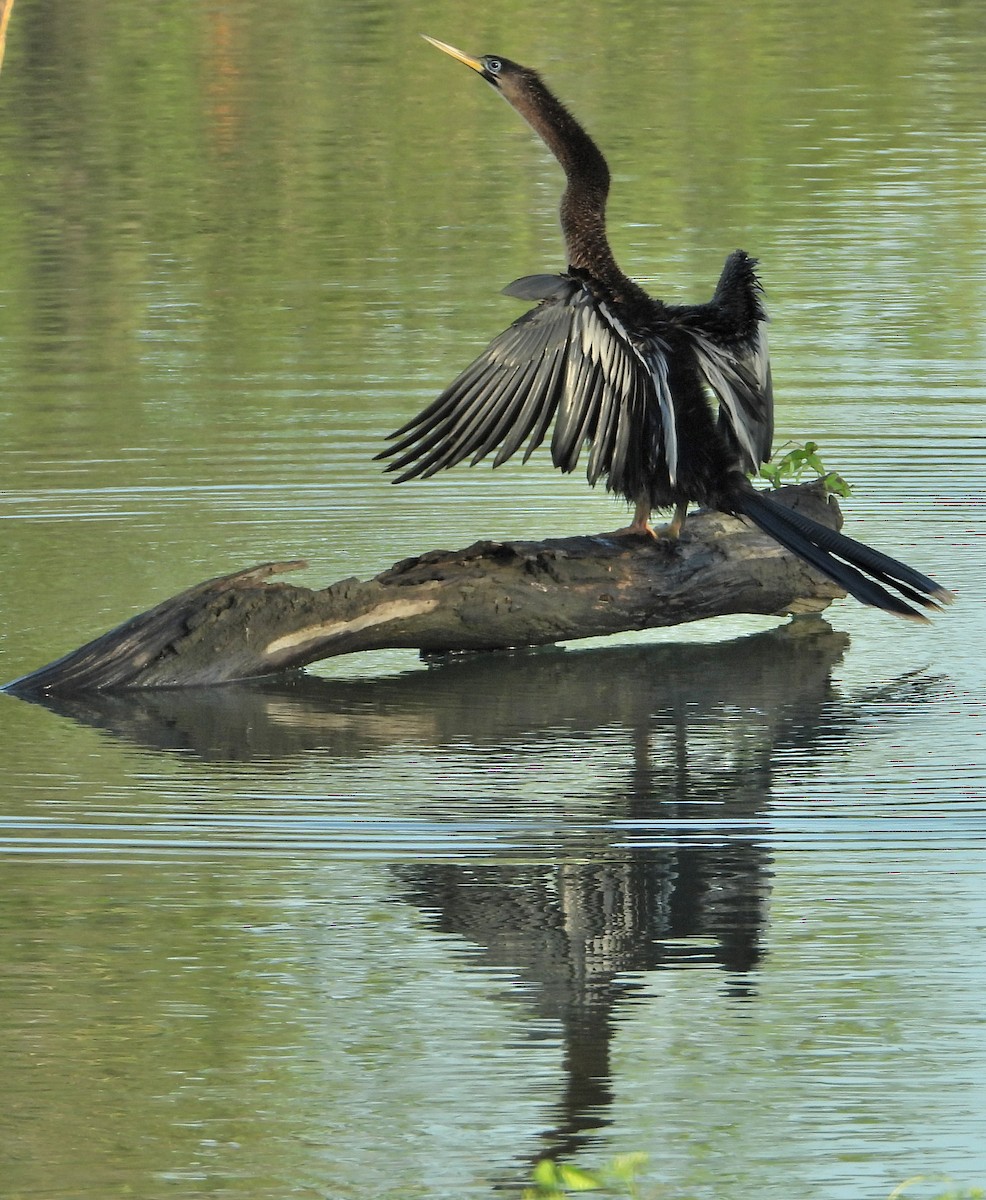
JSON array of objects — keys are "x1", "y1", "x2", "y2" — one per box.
[
  {"x1": 608, "y1": 500, "x2": 688, "y2": 540},
  {"x1": 664, "y1": 501, "x2": 689, "y2": 540}
]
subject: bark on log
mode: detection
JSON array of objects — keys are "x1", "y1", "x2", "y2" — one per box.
[{"x1": 4, "y1": 482, "x2": 845, "y2": 695}]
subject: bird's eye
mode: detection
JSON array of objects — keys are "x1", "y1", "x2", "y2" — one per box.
[{"x1": 485, "y1": 57, "x2": 502, "y2": 74}]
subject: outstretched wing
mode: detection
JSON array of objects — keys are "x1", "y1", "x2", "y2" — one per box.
[
  {"x1": 680, "y1": 249, "x2": 774, "y2": 473},
  {"x1": 377, "y1": 274, "x2": 677, "y2": 487}
]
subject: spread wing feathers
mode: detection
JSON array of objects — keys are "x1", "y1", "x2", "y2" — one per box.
[
  {"x1": 678, "y1": 248, "x2": 774, "y2": 473},
  {"x1": 689, "y1": 322, "x2": 774, "y2": 472},
  {"x1": 378, "y1": 274, "x2": 677, "y2": 487}
]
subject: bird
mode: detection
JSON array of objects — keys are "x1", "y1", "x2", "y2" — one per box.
[{"x1": 377, "y1": 35, "x2": 952, "y2": 621}]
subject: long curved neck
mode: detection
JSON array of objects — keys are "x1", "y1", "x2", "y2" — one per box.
[{"x1": 510, "y1": 77, "x2": 623, "y2": 284}]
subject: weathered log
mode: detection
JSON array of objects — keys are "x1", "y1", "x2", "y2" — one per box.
[{"x1": 4, "y1": 482, "x2": 845, "y2": 695}]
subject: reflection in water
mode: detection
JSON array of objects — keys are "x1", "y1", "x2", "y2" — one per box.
[
  {"x1": 25, "y1": 619, "x2": 848, "y2": 771},
  {"x1": 4, "y1": 617, "x2": 961, "y2": 1192},
  {"x1": 397, "y1": 847, "x2": 769, "y2": 1172},
  {"x1": 15, "y1": 619, "x2": 866, "y2": 1176}
]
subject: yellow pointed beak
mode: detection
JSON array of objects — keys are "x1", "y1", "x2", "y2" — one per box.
[{"x1": 421, "y1": 35, "x2": 485, "y2": 75}]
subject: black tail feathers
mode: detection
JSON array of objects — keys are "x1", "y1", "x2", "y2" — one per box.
[{"x1": 734, "y1": 488, "x2": 953, "y2": 621}]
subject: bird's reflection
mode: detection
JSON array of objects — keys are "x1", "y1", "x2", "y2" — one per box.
[
  {"x1": 398, "y1": 841, "x2": 768, "y2": 1171},
  {"x1": 13, "y1": 620, "x2": 946, "y2": 1179}
]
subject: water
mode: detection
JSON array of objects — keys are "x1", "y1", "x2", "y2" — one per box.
[{"x1": 2, "y1": 2, "x2": 985, "y2": 1198}]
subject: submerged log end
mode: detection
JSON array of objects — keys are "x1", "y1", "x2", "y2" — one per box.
[{"x1": 4, "y1": 560, "x2": 309, "y2": 694}]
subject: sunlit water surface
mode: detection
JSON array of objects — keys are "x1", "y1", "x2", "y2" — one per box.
[{"x1": 2, "y1": 3, "x2": 985, "y2": 1199}]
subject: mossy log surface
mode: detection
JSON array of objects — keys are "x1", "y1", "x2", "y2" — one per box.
[{"x1": 4, "y1": 482, "x2": 845, "y2": 695}]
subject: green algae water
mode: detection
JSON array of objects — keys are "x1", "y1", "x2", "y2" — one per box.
[{"x1": 2, "y1": 2, "x2": 985, "y2": 1197}]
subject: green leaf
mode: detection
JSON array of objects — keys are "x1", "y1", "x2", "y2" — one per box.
[
  {"x1": 531, "y1": 1159, "x2": 564, "y2": 1188},
  {"x1": 556, "y1": 1162, "x2": 605, "y2": 1190}
]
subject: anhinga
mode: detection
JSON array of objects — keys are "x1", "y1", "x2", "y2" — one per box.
[{"x1": 378, "y1": 36, "x2": 952, "y2": 620}]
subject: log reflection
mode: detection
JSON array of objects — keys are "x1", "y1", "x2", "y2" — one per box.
[
  {"x1": 16, "y1": 618, "x2": 945, "y2": 1176},
  {"x1": 20, "y1": 618, "x2": 847, "y2": 770}
]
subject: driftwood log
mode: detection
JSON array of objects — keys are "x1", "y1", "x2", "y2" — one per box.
[{"x1": 4, "y1": 482, "x2": 845, "y2": 695}]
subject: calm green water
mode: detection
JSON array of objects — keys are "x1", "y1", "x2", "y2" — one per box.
[{"x1": 2, "y1": 3, "x2": 985, "y2": 1198}]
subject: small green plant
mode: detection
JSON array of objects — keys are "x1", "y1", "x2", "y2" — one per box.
[
  {"x1": 888, "y1": 1178, "x2": 985, "y2": 1200},
  {"x1": 523, "y1": 1153, "x2": 650, "y2": 1198},
  {"x1": 520, "y1": 1159, "x2": 983, "y2": 1200},
  {"x1": 757, "y1": 439, "x2": 852, "y2": 498}
]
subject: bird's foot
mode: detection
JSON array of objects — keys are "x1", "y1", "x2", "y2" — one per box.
[
  {"x1": 606, "y1": 518, "x2": 661, "y2": 539},
  {"x1": 605, "y1": 502, "x2": 688, "y2": 541}
]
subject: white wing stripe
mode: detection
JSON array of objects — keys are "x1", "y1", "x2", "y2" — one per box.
[{"x1": 599, "y1": 301, "x2": 678, "y2": 485}]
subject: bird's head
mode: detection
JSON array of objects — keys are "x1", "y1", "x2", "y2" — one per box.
[
  {"x1": 420, "y1": 33, "x2": 612, "y2": 248},
  {"x1": 421, "y1": 35, "x2": 536, "y2": 99}
]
